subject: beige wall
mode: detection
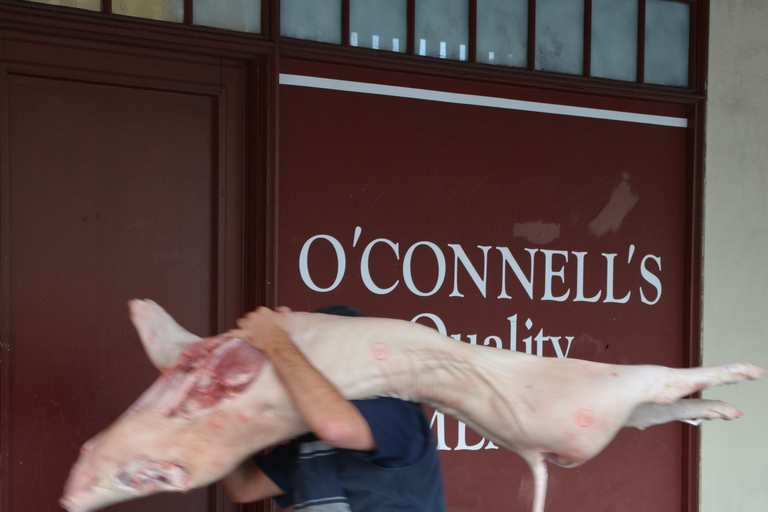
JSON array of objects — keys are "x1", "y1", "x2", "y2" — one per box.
[{"x1": 702, "y1": 2, "x2": 768, "y2": 511}]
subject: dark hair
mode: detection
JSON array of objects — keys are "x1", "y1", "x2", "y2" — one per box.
[{"x1": 314, "y1": 305, "x2": 366, "y2": 317}]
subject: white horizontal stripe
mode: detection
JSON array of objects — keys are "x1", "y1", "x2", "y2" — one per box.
[
  {"x1": 299, "y1": 450, "x2": 337, "y2": 461},
  {"x1": 280, "y1": 73, "x2": 688, "y2": 128},
  {"x1": 296, "y1": 500, "x2": 351, "y2": 512}
]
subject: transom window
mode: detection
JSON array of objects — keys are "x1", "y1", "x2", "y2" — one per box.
[{"x1": 26, "y1": 0, "x2": 693, "y2": 88}]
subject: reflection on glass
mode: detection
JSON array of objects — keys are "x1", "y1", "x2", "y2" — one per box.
[
  {"x1": 415, "y1": 0, "x2": 469, "y2": 61},
  {"x1": 645, "y1": 0, "x2": 689, "y2": 87},
  {"x1": 281, "y1": 0, "x2": 342, "y2": 44},
  {"x1": 350, "y1": 0, "x2": 407, "y2": 53},
  {"x1": 112, "y1": 0, "x2": 184, "y2": 23},
  {"x1": 535, "y1": 0, "x2": 584, "y2": 75},
  {"x1": 195, "y1": 0, "x2": 261, "y2": 33},
  {"x1": 477, "y1": 0, "x2": 528, "y2": 68},
  {"x1": 26, "y1": 0, "x2": 100, "y2": 11},
  {"x1": 591, "y1": 0, "x2": 638, "y2": 81}
]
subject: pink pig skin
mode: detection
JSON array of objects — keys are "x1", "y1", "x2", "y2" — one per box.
[{"x1": 60, "y1": 300, "x2": 765, "y2": 512}]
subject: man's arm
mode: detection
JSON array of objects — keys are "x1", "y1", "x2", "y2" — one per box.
[
  {"x1": 219, "y1": 459, "x2": 284, "y2": 503},
  {"x1": 230, "y1": 306, "x2": 376, "y2": 451}
]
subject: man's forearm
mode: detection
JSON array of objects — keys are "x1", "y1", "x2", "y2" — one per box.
[
  {"x1": 261, "y1": 337, "x2": 374, "y2": 449},
  {"x1": 231, "y1": 307, "x2": 376, "y2": 451}
]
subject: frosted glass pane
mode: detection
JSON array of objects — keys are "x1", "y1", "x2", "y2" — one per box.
[
  {"x1": 350, "y1": 0, "x2": 407, "y2": 53},
  {"x1": 644, "y1": 0, "x2": 689, "y2": 87},
  {"x1": 591, "y1": 0, "x2": 638, "y2": 81},
  {"x1": 281, "y1": 0, "x2": 342, "y2": 44},
  {"x1": 195, "y1": 0, "x2": 262, "y2": 33},
  {"x1": 415, "y1": 0, "x2": 469, "y2": 61},
  {"x1": 535, "y1": 0, "x2": 584, "y2": 75},
  {"x1": 113, "y1": 0, "x2": 184, "y2": 23},
  {"x1": 477, "y1": 0, "x2": 528, "y2": 68},
  {"x1": 26, "y1": 0, "x2": 100, "y2": 10}
]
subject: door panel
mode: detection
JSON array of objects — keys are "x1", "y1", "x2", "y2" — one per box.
[{"x1": 1, "y1": 37, "x2": 246, "y2": 512}]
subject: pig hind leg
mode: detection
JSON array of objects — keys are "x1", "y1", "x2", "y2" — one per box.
[
  {"x1": 625, "y1": 399, "x2": 743, "y2": 430},
  {"x1": 649, "y1": 363, "x2": 765, "y2": 406},
  {"x1": 129, "y1": 299, "x2": 202, "y2": 370}
]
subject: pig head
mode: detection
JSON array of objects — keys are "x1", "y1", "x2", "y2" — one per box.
[{"x1": 61, "y1": 300, "x2": 766, "y2": 512}]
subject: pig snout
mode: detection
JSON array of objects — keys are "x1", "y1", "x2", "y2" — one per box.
[
  {"x1": 113, "y1": 457, "x2": 193, "y2": 492},
  {"x1": 60, "y1": 453, "x2": 194, "y2": 512},
  {"x1": 60, "y1": 462, "x2": 107, "y2": 512}
]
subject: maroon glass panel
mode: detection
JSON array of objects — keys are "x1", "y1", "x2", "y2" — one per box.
[{"x1": 276, "y1": 59, "x2": 690, "y2": 512}]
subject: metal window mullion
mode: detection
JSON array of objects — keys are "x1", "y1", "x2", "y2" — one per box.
[
  {"x1": 407, "y1": 0, "x2": 415, "y2": 55},
  {"x1": 468, "y1": 0, "x2": 477, "y2": 64},
  {"x1": 269, "y1": 0, "x2": 280, "y2": 42},
  {"x1": 527, "y1": 0, "x2": 536, "y2": 70},
  {"x1": 583, "y1": 0, "x2": 592, "y2": 77},
  {"x1": 184, "y1": 0, "x2": 193, "y2": 25},
  {"x1": 342, "y1": 0, "x2": 350, "y2": 46},
  {"x1": 688, "y1": 0, "x2": 699, "y2": 91},
  {"x1": 637, "y1": 0, "x2": 646, "y2": 84}
]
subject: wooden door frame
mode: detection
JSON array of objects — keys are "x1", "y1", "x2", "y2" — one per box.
[{"x1": 0, "y1": 14, "x2": 264, "y2": 512}]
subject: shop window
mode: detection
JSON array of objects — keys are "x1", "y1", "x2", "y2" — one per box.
[
  {"x1": 194, "y1": 0, "x2": 262, "y2": 33},
  {"x1": 534, "y1": 0, "x2": 584, "y2": 75},
  {"x1": 645, "y1": 0, "x2": 690, "y2": 87},
  {"x1": 591, "y1": 0, "x2": 639, "y2": 82},
  {"x1": 350, "y1": 0, "x2": 407, "y2": 53},
  {"x1": 476, "y1": 0, "x2": 528, "y2": 68},
  {"x1": 414, "y1": 0, "x2": 469, "y2": 60},
  {"x1": 27, "y1": 0, "x2": 100, "y2": 10},
  {"x1": 281, "y1": 0, "x2": 341, "y2": 44},
  {"x1": 23, "y1": 0, "x2": 693, "y2": 88},
  {"x1": 112, "y1": 0, "x2": 184, "y2": 23}
]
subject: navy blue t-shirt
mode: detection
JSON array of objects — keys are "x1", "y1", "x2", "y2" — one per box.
[{"x1": 255, "y1": 397, "x2": 445, "y2": 510}]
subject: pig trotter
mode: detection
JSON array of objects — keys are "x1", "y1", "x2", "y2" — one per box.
[
  {"x1": 653, "y1": 363, "x2": 766, "y2": 405},
  {"x1": 626, "y1": 399, "x2": 744, "y2": 430},
  {"x1": 114, "y1": 457, "x2": 192, "y2": 493}
]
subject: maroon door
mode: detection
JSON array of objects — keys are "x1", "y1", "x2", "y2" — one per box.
[{"x1": 0, "y1": 35, "x2": 246, "y2": 511}]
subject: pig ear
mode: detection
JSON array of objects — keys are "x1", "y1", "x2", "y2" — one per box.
[{"x1": 128, "y1": 300, "x2": 202, "y2": 371}]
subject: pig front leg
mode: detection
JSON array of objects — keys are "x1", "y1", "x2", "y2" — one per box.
[{"x1": 625, "y1": 399, "x2": 743, "y2": 430}]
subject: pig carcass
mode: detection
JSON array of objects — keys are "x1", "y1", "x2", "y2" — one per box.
[{"x1": 61, "y1": 300, "x2": 765, "y2": 512}]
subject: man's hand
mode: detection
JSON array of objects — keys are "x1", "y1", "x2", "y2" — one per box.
[
  {"x1": 229, "y1": 306, "x2": 293, "y2": 355},
  {"x1": 229, "y1": 306, "x2": 376, "y2": 452}
]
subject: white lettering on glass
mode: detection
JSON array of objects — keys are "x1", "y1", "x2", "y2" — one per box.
[
  {"x1": 298, "y1": 227, "x2": 663, "y2": 306},
  {"x1": 403, "y1": 241, "x2": 446, "y2": 297},
  {"x1": 299, "y1": 234, "x2": 346, "y2": 292}
]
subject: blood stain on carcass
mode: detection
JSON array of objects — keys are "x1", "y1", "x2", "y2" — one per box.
[
  {"x1": 371, "y1": 342, "x2": 391, "y2": 361},
  {"x1": 207, "y1": 409, "x2": 229, "y2": 429},
  {"x1": 574, "y1": 409, "x2": 595, "y2": 428}
]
